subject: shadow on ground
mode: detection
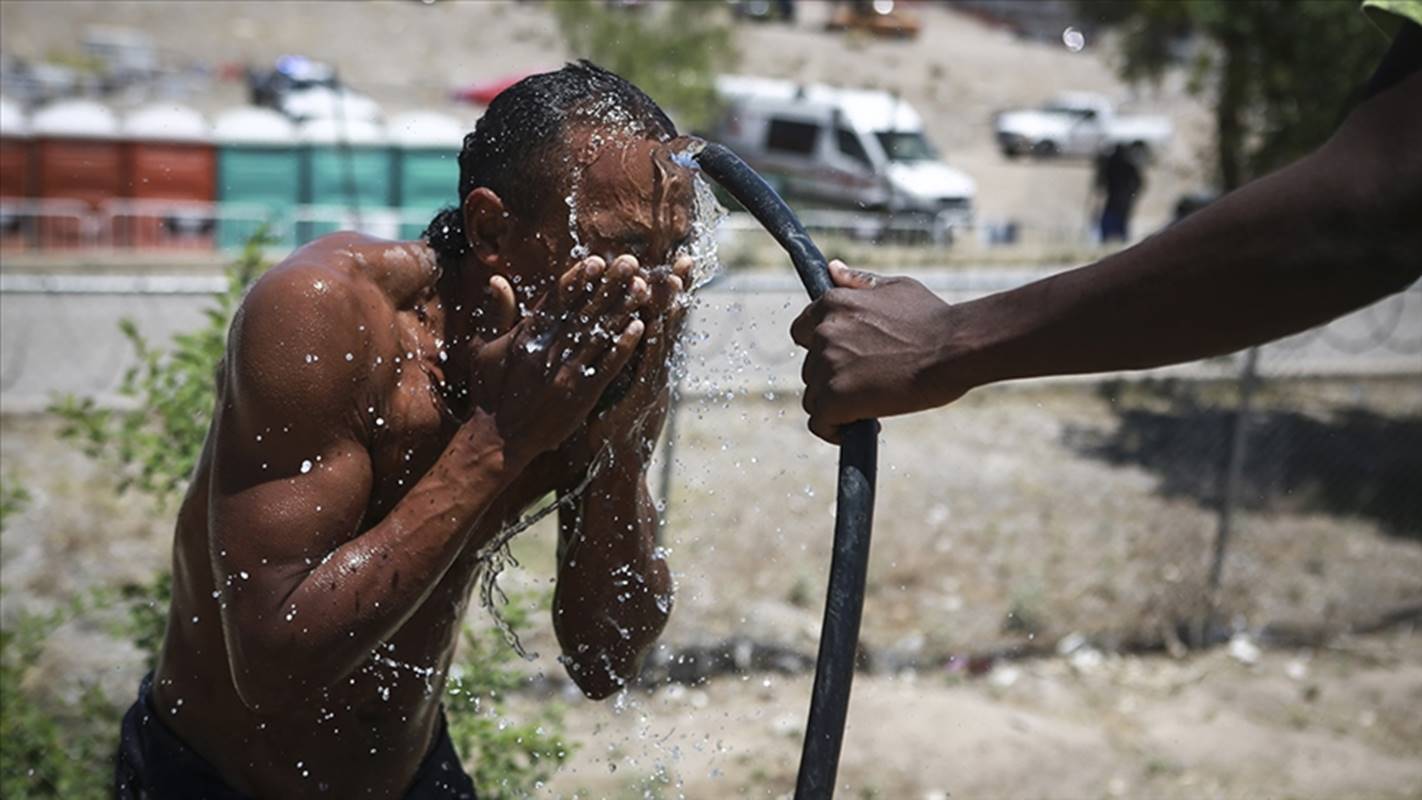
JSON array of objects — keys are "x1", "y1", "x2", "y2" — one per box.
[{"x1": 1065, "y1": 381, "x2": 1422, "y2": 539}]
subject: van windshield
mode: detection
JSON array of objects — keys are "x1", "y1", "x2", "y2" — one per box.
[{"x1": 875, "y1": 131, "x2": 938, "y2": 163}]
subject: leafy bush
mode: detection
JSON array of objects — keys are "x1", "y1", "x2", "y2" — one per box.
[
  {"x1": 51, "y1": 234, "x2": 269, "y2": 505},
  {"x1": 445, "y1": 594, "x2": 575, "y2": 798},
  {"x1": 2, "y1": 480, "x2": 115, "y2": 800},
  {"x1": 0, "y1": 478, "x2": 30, "y2": 533}
]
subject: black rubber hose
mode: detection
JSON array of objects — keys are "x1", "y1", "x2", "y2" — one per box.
[{"x1": 693, "y1": 141, "x2": 879, "y2": 799}]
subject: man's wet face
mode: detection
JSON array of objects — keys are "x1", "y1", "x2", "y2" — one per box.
[
  {"x1": 572, "y1": 135, "x2": 697, "y2": 270},
  {"x1": 509, "y1": 132, "x2": 696, "y2": 299}
]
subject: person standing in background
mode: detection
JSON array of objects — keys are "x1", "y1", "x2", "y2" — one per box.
[{"x1": 1093, "y1": 142, "x2": 1145, "y2": 243}]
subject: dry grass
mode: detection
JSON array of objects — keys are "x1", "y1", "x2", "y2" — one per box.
[{"x1": 4, "y1": 377, "x2": 1420, "y2": 797}]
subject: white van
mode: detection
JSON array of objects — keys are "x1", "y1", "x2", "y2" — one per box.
[{"x1": 710, "y1": 75, "x2": 975, "y2": 237}]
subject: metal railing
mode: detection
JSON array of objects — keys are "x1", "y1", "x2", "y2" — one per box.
[{"x1": 0, "y1": 198, "x2": 283, "y2": 253}]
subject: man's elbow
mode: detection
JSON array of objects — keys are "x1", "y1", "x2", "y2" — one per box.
[
  {"x1": 561, "y1": 647, "x2": 649, "y2": 700},
  {"x1": 571, "y1": 671, "x2": 628, "y2": 701}
]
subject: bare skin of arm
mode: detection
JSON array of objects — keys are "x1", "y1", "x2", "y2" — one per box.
[
  {"x1": 793, "y1": 44, "x2": 1422, "y2": 443},
  {"x1": 212, "y1": 255, "x2": 647, "y2": 711},
  {"x1": 552, "y1": 254, "x2": 691, "y2": 698}
]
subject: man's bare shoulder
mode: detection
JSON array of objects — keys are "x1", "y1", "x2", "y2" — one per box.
[
  {"x1": 280, "y1": 232, "x2": 441, "y2": 305},
  {"x1": 224, "y1": 233, "x2": 443, "y2": 427},
  {"x1": 242, "y1": 232, "x2": 441, "y2": 333},
  {"x1": 226, "y1": 236, "x2": 404, "y2": 416}
]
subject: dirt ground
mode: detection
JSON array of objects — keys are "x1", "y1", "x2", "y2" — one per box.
[
  {"x1": 538, "y1": 629, "x2": 1422, "y2": 799},
  {"x1": 3, "y1": 376, "x2": 1419, "y2": 797}
]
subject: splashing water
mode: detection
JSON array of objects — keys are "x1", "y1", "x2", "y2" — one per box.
[
  {"x1": 562, "y1": 138, "x2": 727, "y2": 293},
  {"x1": 678, "y1": 168, "x2": 729, "y2": 293}
]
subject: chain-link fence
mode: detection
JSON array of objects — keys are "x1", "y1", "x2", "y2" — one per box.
[
  {"x1": 2, "y1": 271, "x2": 1419, "y2": 670},
  {"x1": 646, "y1": 275, "x2": 1422, "y2": 670}
]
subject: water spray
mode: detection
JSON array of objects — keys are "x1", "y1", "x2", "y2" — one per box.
[{"x1": 691, "y1": 139, "x2": 879, "y2": 799}]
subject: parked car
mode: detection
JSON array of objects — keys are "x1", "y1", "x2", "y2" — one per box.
[
  {"x1": 249, "y1": 55, "x2": 380, "y2": 123},
  {"x1": 451, "y1": 72, "x2": 535, "y2": 107},
  {"x1": 994, "y1": 92, "x2": 1172, "y2": 159},
  {"x1": 710, "y1": 75, "x2": 974, "y2": 239}
]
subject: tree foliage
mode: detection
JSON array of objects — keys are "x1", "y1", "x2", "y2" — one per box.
[
  {"x1": 1083, "y1": 0, "x2": 1388, "y2": 189},
  {"x1": 553, "y1": 0, "x2": 739, "y2": 132}
]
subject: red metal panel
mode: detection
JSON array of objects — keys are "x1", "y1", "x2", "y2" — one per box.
[
  {"x1": 35, "y1": 138, "x2": 123, "y2": 205},
  {"x1": 118, "y1": 142, "x2": 217, "y2": 248},
  {"x1": 34, "y1": 138, "x2": 122, "y2": 248},
  {"x1": 123, "y1": 142, "x2": 216, "y2": 200},
  {"x1": 0, "y1": 138, "x2": 32, "y2": 198}
]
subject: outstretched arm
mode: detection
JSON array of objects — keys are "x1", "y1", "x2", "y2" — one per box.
[{"x1": 792, "y1": 26, "x2": 1421, "y2": 442}]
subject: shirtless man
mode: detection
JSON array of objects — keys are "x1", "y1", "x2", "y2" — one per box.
[{"x1": 115, "y1": 62, "x2": 699, "y2": 799}]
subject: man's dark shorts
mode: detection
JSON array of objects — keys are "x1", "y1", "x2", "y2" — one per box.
[{"x1": 114, "y1": 674, "x2": 477, "y2": 799}]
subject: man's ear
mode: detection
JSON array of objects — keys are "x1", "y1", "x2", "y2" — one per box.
[{"x1": 462, "y1": 187, "x2": 509, "y2": 270}]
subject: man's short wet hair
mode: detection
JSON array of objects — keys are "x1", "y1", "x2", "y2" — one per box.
[{"x1": 424, "y1": 60, "x2": 678, "y2": 261}]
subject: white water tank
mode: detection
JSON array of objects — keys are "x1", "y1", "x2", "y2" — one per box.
[
  {"x1": 387, "y1": 110, "x2": 465, "y2": 150},
  {"x1": 31, "y1": 99, "x2": 120, "y2": 138},
  {"x1": 121, "y1": 103, "x2": 209, "y2": 142},
  {"x1": 213, "y1": 106, "x2": 296, "y2": 146}
]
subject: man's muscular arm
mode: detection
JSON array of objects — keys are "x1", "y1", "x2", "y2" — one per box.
[
  {"x1": 553, "y1": 392, "x2": 673, "y2": 699},
  {"x1": 211, "y1": 259, "x2": 644, "y2": 711},
  {"x1": 552, "y1": 255, "x2": 688, "y2": 698}
]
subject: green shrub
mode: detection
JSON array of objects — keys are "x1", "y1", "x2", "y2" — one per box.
[
  {"x1": 446, "y1": 593, "x2": 575, "y2": 798},
  {"x1": 0, "y1": 478, "x2": 30, "y2": 534},
  {"x1": 51, "y1": 233, "x2": 269, "y2": 506},
  {"x1": 0, "y1": 559, "x2": 117, "y2": 799}
]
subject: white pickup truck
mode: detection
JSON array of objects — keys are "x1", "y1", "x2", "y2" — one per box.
[
  {"x1": 711, "y1": 75, "x2": 976, "y2": 242},
  {"x1": 994, "y1": 92, "x2": 1172, "y2": 159}
]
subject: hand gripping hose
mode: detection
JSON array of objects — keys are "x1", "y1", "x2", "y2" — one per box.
[{"x1": 694, "y1": 141, "x2": 878, "y2": 799}]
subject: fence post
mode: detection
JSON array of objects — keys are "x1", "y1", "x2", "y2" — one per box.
[
  {"x1": 1206, "y1": 345, "x2": 1261, "y2": 642},
  {"x1": 654, "y1": 376, "x2": 682, "y2": 546}
]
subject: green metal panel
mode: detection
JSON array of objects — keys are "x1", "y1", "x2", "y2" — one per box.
[
  {"x1": 299, "y1": 145, "x2": 396, "y2": 243},
  {"x1": 216, "y1": 146, "x2": 300, "y2": 249},
  {"x1": 396, "y1": 148, "x2": 458, "y2": 240}
]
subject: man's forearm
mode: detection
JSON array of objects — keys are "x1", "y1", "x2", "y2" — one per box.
[
  {"x1": 227, "y1": 412, "x2": 522, "y2": 707},
  {"x1": 953, "y1": 100, "x2": 1421, "y2": 390},
  {"x1": 553, "y1": 458, "x2": 672, "y2": 699}
]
